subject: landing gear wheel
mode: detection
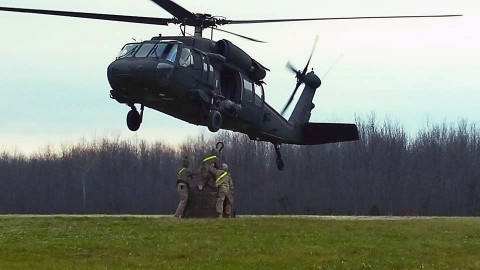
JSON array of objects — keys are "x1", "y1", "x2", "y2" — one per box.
[
  {"x1": 207, "y1": 110, "x2": 222, "y2": 132},
  {"x1": 127, "y1": 109, "x2": 141, "y2": 131}
]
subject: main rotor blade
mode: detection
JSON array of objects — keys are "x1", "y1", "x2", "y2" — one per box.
[
  {"x1": 150, "y1": 0, "x2": 195, "y2": 21},
  {"x1": 223, "y1": 14, "x2": 462, "y2": 25},
  {"x1": 281, "y1": 81, "x2": 302, "y2": 115},
  {"x1": 286, "y1": 62, "x2": 299, "y2": 74},
  {"x1": 215, "y1": 28, "x2": 266, "y2": 43},
  {"x1": 302, "y1": 36, "x2": 318, "y2": 77},
  {"x1": 0, "y1": 6, "x2": 173, "y2": 25}
]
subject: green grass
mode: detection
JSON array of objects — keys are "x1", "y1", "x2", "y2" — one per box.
[{"x1": 0, "y1": 216, "x2": 479, "y2": 269}]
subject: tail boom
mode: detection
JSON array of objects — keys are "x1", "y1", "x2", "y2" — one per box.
[{"x1": 301, "y1": 122, "x2": 359, "y2": 145}]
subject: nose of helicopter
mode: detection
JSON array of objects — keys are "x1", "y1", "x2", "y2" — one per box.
[{"x1": 107, "y1": 58, "x2": 173, "y2": 93}]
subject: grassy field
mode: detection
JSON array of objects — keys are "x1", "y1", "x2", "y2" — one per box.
[{"x1": 0, "y1": 215, "x2": 479, "y2": 269}]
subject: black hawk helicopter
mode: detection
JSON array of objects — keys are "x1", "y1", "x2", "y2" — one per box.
[{"x1": 0, "y1": 1, "x2": 461, "y2": 170}]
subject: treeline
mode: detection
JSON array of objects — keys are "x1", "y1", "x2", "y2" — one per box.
[{"x1": 1, "y1": 116, "x2": 479, "y2": 216}]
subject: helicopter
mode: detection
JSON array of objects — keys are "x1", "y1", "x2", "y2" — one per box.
[{"x1": 0, "y1": 1, "x2": 461, "y2": 170}]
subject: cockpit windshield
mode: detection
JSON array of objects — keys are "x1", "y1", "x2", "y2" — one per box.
[
  {"x1": 117, "y1": 43, "x2": 139, "y2": 58},
  {"x1": 116, "y1": 41, "x2": 179, "y2": 62}
]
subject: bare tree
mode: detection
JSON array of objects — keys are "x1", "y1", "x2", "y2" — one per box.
[{"x1": 0, "y1": 117, "x2": 479, "y2": 216}]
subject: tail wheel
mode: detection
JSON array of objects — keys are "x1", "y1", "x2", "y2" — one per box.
[
  {"x1": 207, "y1": 110, "x2": 222, "y2": 132},
  {"x1": 127, "y1": 109, "x2": 141, "y2": 131}
]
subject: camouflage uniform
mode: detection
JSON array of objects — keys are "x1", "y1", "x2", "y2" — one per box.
[
  {"x1": 174, "y1": 158, "x2": 194, "y2": 218},
  {"x1": 224, "y1": 168, "x2": 234, "y2": 217},
  {"x1": 198, "y1": 148, "x2": 221, "y2": 190},
  {"x1": 208, "y1": 163, "x2": 234, "y2": 218}
]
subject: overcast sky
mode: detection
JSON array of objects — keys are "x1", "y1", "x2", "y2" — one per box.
[{"x1": 0, "y1": 0, "x2": 478, "y2": 154}]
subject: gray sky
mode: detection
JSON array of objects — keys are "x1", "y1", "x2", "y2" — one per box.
[{"x1": 0, "y1": 0, "x2": 478, "y2": 154}]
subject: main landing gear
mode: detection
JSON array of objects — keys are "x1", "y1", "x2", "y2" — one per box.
[
  {"x1": 274, "y1": 143, "x2": 285, "y2": 171},
  {"x1": 127, "y1": 104, "x2": 144, "y2": 131},
  {"x1": 207, "y1": 109, "x2": 222, "y2": 132}
]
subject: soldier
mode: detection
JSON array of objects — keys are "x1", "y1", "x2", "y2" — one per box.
[
  {"x1": 224, "y1": 164, "x2": 234, "y2": 218},
  {"x1": 198, "y1": 148, "x2": 221, "y2": 190},
  {"x1": 174, "y1": 156, "x2": 194, "y2": 218},
  {"x1": 208, "y1": 163, "x2": 234, "y2": 218}
]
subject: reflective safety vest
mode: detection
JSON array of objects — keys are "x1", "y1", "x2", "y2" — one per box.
[
  {"x1": 177, "y1": 167, "x2": 192, "y2": 186},
  {"x1": 215, "y1": 171, "x2": 228, "y2": 183},
  {"x1": 203, "y1": 155, "x2": 218, "y2": 163}
]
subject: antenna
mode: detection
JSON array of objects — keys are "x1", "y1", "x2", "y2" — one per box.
[{"x1": 322, "y1": 53, "x2": 343, "y2": 79}]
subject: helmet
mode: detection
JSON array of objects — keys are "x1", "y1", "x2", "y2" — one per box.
[
  {"x1": 220, "y1": 163, "x2": 228, "y2": 171},
  {"x1": 182, "y1": 156, "x2": 189, "y2": 167}
]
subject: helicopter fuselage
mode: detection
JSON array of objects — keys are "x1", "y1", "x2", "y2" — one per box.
[{"x1": 108, "y1": 36, "x2": 300, "y2": 143}]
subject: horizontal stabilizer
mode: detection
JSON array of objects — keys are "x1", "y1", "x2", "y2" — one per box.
[{"x1": 302, "y1": 123, "x2": 359, "y2": 145}]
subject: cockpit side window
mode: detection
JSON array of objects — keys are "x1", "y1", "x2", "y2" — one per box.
[
  {"x1": 166, "y1": 44, "x2": 178, "y2": 62},
  {"x1": 179, "y1": 47, "x2": 194, "y2": 68}
]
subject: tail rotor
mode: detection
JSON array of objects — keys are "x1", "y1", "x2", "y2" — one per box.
[{"x1": 281, "y1": 36, "x2": 318, "y2": 116}]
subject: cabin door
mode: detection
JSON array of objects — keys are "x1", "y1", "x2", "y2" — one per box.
[
  {"x1": 177, "y1": 46, "x2": 203, "y2": 88},
  {"x1": 240, "y1": 75, "x2": 264, "y2": 127}
]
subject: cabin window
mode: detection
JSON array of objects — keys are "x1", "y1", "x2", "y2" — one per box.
[
  {"x1": 134, "y1": 43, "x2": 155, "y2": 57},
  {"x1": 253, "y1": 83, "x2": 263, "y2": 106},
  {"x1": 179, "y1": 47, "x2": 194, "y2": 68},
  {"x1": 242, "y1": 79, "x2": 253, "y2": 102}
]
